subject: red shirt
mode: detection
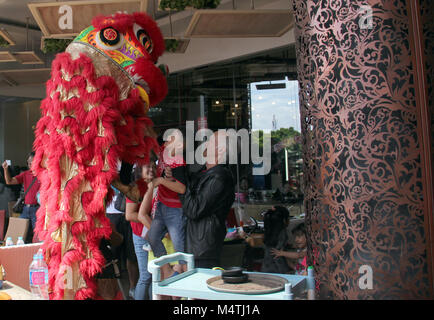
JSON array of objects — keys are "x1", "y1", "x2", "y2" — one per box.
[
  {"x1": 125, "y1": 197, "x2": 146, "y2": 237},
  {"x1": 14, "y1": 170, "x2": 40, "y2": 205}
]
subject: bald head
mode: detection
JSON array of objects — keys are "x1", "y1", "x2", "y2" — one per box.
[{"x1": 205, "y1": 130, "x2": 229, "y2": 169}]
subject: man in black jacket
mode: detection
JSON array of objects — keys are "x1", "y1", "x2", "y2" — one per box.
[{"x1": 176, "y1": 131, "x2": 235, "y2": 268}]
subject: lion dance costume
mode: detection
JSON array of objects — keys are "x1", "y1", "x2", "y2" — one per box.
[{"x1": 32, "y1": 12, "x2": 168, "y2": 300}]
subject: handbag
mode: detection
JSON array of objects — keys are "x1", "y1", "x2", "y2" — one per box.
[
  {"x1": 12, "y1": 177, "x2": 37, "y2": 213},
  {"x1": 114, "y1": 192, "x2": 126, "y2": 212}
]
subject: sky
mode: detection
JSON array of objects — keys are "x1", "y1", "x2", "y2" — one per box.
[{"x1": 250, "y1": 78, "x2": 300, "y2": 133}]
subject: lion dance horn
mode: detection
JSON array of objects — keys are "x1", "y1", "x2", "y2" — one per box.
[{"x1": 32, "y1": 12, "x2": 167, "y2": 300}]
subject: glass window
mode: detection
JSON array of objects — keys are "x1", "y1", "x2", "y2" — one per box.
[{"x1": 152, "y1": 45, "x2": 304, "y2": 221}]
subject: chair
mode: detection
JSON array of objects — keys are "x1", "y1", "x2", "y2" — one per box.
[
  {"x1": 0, "y1": 242, "x2": 42, "y2": 291},
  {"x1": 0, "y1": 210, "x2": 5, "y2": 242},
  {"x1": 4, "y1": 217, "x2": 29, "y2": 245}
]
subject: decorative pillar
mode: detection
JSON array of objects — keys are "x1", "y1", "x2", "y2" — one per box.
[{"x1": 293, "y1": 0, "x2": 433, "y2": 299}]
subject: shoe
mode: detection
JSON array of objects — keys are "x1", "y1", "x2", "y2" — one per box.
[{"x1": 129, "y1": 287, "x2": 135, "y2": 300}]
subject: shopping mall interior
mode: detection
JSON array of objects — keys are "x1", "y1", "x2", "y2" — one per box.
[{"x1": 0, "y1": 0, "x2": 433, "y2": 301}]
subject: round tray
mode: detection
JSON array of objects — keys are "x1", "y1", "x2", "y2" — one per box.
[{"x1": 206, "y1": 273, "x2": 288, "y2": 295}]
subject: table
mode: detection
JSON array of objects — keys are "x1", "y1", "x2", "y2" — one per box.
[
  {"x1": 0, "y1": 281, "x2": 33, "y2": 300},
  {"x1": 148, "y1": 253, "x2": 315, "y2": 300}
]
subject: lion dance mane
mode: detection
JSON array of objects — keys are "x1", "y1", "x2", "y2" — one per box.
[{"x1": 32, "y1": 12, "x2": 167, "y2": 300}]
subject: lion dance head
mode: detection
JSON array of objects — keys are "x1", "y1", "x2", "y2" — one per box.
[{"x1": 32, "y1": 12, "x2": 167, "y2": 300}]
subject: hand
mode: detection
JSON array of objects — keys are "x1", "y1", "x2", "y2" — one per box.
[
  {"x1": 2, "y1": 161, "x2": 8, "y2": 170},
  {"x1": 164, "y1": 167, "x2": 173, "y2": 179},
  {"x1": 297, "y1": 250, "x2": 306, "y2": 259},
  {"x1": 152, "y1": 177, "x2": 163, "y2": 187},
  {"x1": 270, "y1": 248, "x2": 282, "y2": 259},
  {"x1": 238, "y1": 230, "x2": 247, "y2": 239}
]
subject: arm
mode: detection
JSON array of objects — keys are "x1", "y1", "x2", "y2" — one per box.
[
  {"x1": 2, "y1": 161, "x2": 19, "y2": 185},
  {"x1": 153, "y1": 177, "x2": 186, "y2": 194},
  {"x1": 137, "y1": 182, "x2": 154, "y2": 229},
  {"x1": 125, "y1": 200, "x2": 141, "y2": 223},
  {"x1": 111, "y1": 178, "x2": 147, "y2": 202},
  {"x1": 270, "y1": 248, "x2": 306, "y2": 260},
  {"x1": 182, "y1": 175, "x2": 225, "y2": 221}
]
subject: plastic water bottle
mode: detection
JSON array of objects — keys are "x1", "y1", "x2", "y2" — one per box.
[
  {"x1": 29, "y1": 250, "x2": 49, "y2": 300},
  {"x1": 16, "y1": 237, "x2": 25, "y2": 245},
  {"x1": 5, "y1": 237, "x2": 13, "y2": 246},
  {"x1": 307, "y1": 266, "x2": 315, "y2": 300}
]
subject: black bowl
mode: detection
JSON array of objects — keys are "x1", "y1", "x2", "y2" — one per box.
[
  {"x1": 222, "y1": 274, "x2": 249, "y2": 284},
  {"x1": 221, "y1": 267, "x2": 244, "y2": 277}
]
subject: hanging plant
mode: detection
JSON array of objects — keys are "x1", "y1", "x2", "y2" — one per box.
[
  {"x1": 165, "y1": 39, "x2": 180, "y2": 53},
  {"x1": 0, "y1": 35, "x2": 10, "y2": 47},
  {"x1": 42, "y1": 38, "x2": 73, "y2": 54},
  {"x1": 159, "y1": 0, "x2": 221, "y2": 11}
]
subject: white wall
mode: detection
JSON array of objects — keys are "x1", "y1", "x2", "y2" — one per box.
[
  {"x1": 157, "y1": 0, "x2": 296, "y2": 73},
  {"x1": 0, "y1": 99, "x2": 41, "y2": 166}
]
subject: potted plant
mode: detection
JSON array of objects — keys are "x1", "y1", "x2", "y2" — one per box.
[
  {"x1": 165, "y1": 38, "x2": 180, "y2": 52},
  {"x1": 41, "y1": 38, "x2": 73, "y2": 54},
  {"x1": 0, "y1": 35, "x2": 9, "y2": 47}
]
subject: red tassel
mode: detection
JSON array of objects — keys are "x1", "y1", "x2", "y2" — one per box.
[{"x1": 32, "y1": 12, "x2": 166, "y2": 300}]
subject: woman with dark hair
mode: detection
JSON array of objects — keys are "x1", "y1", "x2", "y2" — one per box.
[
  {"x1": 260, "y1": 206, "x2": 292, "y2": 274},
  {"x1": 125, "y1": 163, "x2": 155, "y2": 300}
]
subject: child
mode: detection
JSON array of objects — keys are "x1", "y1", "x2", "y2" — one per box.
[
  {"x1": 271, "y1": 222, "x2": 308, "y2": 275},
  {"x1": 147, "y1": 129, "x2": 187, "y2": 278}
]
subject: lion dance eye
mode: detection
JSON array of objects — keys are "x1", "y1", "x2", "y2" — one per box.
[
  {"x1": 96, "y1": 27, "x2": 124, "y2": 50},
  {"x1": 133, "y1": 23, "x2": 153, "y2": 54}
]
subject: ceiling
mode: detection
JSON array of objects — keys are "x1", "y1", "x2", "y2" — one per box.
[{"x1": 0, "y1": 0, "x2": 295, "y2": 98}]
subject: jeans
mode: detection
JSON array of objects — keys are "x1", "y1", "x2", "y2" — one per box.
[
  {"x1": 20, "y1": 205, "x2": 38, "y2": 230},
  {"x1": 20, "y1": 205, "x2": 38, "y2": 243},
  {"x1": 132, "y1": 233, "x2": 152, "y2": 300},
  {"x1": 148, "y1": 201, "x2": 186, "y2": 263}
]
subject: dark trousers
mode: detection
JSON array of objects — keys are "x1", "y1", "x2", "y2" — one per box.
[{"x1": 20, "y1": 205, "x2": 38, "y2": 243}]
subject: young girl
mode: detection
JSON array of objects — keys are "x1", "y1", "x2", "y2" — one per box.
[
  {"x1": 147, "y1": 130, "x2": 187, "y2": 278},
  {"x1": 271, "y1": 222, "x2": 309, "y2": 275}
]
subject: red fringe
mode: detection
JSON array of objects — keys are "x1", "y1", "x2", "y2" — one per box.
[{"x1": 32, "y1": 48, "x2": 160, "y2": 300}]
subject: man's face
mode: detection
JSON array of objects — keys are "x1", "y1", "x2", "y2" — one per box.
[
  {"x1": 205, "y1": 131, "x2": 227, "y2": 165},
  {"x1": 27, "y1": 156, "x2": 34, "y2": 168}
]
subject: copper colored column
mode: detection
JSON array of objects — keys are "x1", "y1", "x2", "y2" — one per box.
[{"x1": 293, "y1": 0, "x2": 433, "y2": 299}]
